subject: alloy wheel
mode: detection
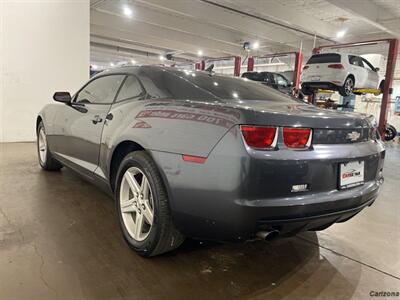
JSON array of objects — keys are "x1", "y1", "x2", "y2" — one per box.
[
  {"x1": 38, "y1": 127, "x2": 47, "y2": 164},
  {"x1": 345, "y1": 78, "x2": 354, "y2": 95},
  {"x1": 119, "y1": 167, "x2": 154, "y2": 241}
]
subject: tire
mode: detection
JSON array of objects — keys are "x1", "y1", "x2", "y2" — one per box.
[
  {"x1": 37, "y1": 121, "x2": 63, "y2": 171},
  {"x1": 115, "y1": 151, "x2": 184, "y2": 257},
  {"x1": 385, "y1": 124, "x2": 397, "y2": 141},
  {"x1": 339, "y1": 76, "x2": 354, "y2": 97}
]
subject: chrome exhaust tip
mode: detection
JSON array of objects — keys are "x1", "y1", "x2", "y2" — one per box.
[{"x1": 256, "y1": 230, "x2": 280, "y2": 241}]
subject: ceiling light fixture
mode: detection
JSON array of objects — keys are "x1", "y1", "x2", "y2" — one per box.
[
  {"x1": 131, "y1": 59, "x2": 136, "y2": 64},
  {"x1": 110, "y1": 62, "x2": 114, "y2": 67},
  {"x1": 336, "y1": 29, "x2": 346, "y2": 38},
  {"x1": 252, "y1": 41, "x2": 260, "y2": 49},
  {"x1": 123, "y1": 6, "x2": 133, "y2": 17},
  {"x1": 159, "y1": 55, "x2": 165, "y2": 61},
  {"x1": 197, "y1": 50, "x2": 203, "y2": 57}
]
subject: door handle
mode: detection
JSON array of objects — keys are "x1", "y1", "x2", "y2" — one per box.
[{"x1": 92, "y1": 115, "x2": 103, "y2": 124}]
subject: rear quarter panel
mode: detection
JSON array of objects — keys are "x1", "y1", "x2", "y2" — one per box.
[{"x1": 100, "y1": 99, "x2": 243, "y2": 181}]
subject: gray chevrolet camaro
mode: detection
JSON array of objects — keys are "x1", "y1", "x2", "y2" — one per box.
[{"x1": 37, "y1": 66, "x2": 385, "y2": 257}]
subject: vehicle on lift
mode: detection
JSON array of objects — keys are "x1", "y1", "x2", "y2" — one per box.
[
  {"x1": 36, "y1": 66, "x2": 385, "y2": 257},
  {"x1": 241, "y1": 71, "x2": 292, "y2": 95},
  {"x1": 301, "y1": 53, "x2": 384, "y2": 97}
]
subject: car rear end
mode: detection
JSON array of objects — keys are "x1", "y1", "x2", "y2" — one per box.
[
  {"x1": 301, "y1": 53, "x2": 348, "y2": 90},
  {"x1": 158, "y1": 103, "x2": 385, "y2": 241}
]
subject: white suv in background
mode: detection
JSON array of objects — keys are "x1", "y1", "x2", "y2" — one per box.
[{"x1": 301, "y1": 53, "x2": 384, "y2": 97}]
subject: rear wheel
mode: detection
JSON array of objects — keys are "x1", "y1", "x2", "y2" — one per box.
[
  {"x1": 115, "y1": 151, "x2": 184, "y2": 257},
  {"x1": 339, "y1": 76, "x2": 354, "y2": 97},
  {"x1": 37, "y1": 121, "x2": 63, "y2": 171}
]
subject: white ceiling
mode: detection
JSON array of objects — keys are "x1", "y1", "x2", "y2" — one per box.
[{"x1": 90, "y1": 0, "x2": 400, "y2": 68}]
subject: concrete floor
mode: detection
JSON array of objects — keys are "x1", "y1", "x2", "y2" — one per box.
[{"x1": 0, "y1": 142, "x2": 399, "y2": 300}]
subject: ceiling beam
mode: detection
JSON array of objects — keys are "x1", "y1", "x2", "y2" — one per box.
[
  {"x1": 201, "y1": 0, "x2": 338, "y2": 41},
  {"x1": 325, "y1": 0, "x2": 400, "y2": 38},
  {"x1": 91, "y1": 10, "x2": 242, "y2": 56},
  {"x1": 132, "y1": 0, "x2": 308, "y2": 49}
]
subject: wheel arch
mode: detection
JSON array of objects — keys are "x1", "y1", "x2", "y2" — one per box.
[
  {"x1": 36, "y1": 115, "x2": 43, "y2": 134},
  {"x1": 379, "y1": 79, "x2": 385, "y2": 90},
  {"x1": 108, "y1": 140, "x2": 176, "y2": 214},
  {"x1": 109, "y1": 140, "x2": 145, "y2": 192},
  {"x1": 347, "y1": 74, "x2": 355, "y2": 85}
]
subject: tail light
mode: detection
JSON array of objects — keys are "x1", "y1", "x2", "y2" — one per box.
[
  {"x1": 283, "y1": 128, "x2": 312, "y2": 148},
  {"x1": 303, "y1": 65, "x2": 309, "y2": 70},
  {"x1": 328, "y1": 64, "x2": 344, "y2": 69},
  {"x1": 240, "y1": 126, "x2": 277, "y2": 149}
]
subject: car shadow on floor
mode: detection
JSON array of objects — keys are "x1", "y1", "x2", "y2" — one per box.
[{"x1": 19, "y1": 167, "x2": 362, "y2": 300}]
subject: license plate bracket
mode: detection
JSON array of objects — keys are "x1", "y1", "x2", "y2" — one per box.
[{"x1": 339, "y1": 161, "x2": 364, "y2": 189}]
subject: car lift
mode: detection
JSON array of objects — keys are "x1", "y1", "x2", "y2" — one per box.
[
  {"x1": 246, "y1": 52, "x2": 303, "y2": 94},
  {"x1": 195, "y1": 52, "x2": 304, "y2": 90},
  {"x1": 311, "y1": 38, "x2": 399, "y2": 138}
]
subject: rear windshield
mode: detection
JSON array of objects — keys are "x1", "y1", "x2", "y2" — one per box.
[
  {"x1": 138, "y1": 67, "x2": 295, "y2": 102},
  {"x1": 307, "y1": 53, "x2": 341, "y2": 64}
]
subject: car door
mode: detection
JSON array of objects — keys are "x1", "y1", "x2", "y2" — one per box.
[
  {"x1": 53, "y1": 74, "x2": 125, "y2": 176},
  {"x1": 348, "y1": 55, "x2": 367, "y2": 89},
  {"x1": 361, "y1": 57, "x2": 380, "y2": 89}
]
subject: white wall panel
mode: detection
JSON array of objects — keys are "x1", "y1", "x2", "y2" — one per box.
[{"x1": 0, "y1": 0, "x2": 89, "y2": 142}]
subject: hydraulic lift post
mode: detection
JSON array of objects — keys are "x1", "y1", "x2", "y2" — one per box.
[
  {"x1": 379, "y1": 39, "x2": 398, "y2": 137},
  {"x1": 234, "y1": 56, "x2": 241, "y2": 76},
  {"x1": 247, "y1": 57, "x2": 254, "y2": 72}
]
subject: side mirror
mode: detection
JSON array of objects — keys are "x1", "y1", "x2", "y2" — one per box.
[
  {"x1": 53, "y1": 92, "x2": 71, "y2": 103},
  {"x1": 375, "y1": 67, "x2": 380, "y2": 72}
]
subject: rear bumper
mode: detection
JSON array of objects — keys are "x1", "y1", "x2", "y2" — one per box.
[{"x1": 150, "y1": 127, "x2": 385, "y2": 241}]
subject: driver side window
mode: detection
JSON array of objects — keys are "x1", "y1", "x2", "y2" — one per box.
[{"x1": 75, "y1": 75, "x2": 125, "y2": 104}]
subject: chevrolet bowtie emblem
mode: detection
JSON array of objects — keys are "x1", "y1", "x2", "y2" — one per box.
[{"x1": 347, "y1": 131, "x2": 361, "y2": 141}]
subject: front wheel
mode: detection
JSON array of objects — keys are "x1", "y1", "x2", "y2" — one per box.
[
  {"x1": 37, "y1": 121, "x2": 63, "y2": 171},
  {"x1": 339, "y1": 76, "x2": 354, "y2": 97},
  {"x1": 115, "y1": 151, "x2": 184, "y2": 257},
  {"x1": 385, "y1": 124, "x2": 397, "y2": 141}
]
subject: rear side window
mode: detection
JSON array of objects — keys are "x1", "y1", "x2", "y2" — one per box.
[
  {"x1": 116, "y1": 75, "x2": 144, "y2": 102},
  {"x1": 349, "y1": 55, "x2": 364, "y2": 67},
  {"x1": 307, "y1": 54, "x2": 341, "y2": 64},
  {"x1": 75, "y1": 75, "x2": 125, "y2": 104}
]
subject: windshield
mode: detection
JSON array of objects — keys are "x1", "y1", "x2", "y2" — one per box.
[
  {"x1": 138, "y1": 67, "x2": 296, "y2": 103},
  {"x1": 241, "y1": 72, "x2": 266, "y2": 81}
]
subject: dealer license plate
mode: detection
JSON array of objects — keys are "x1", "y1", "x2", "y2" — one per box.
[{"x1": 340, "y1": 161, "x2": 364, "y2": 189}]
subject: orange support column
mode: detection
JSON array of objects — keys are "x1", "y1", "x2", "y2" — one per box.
[
  {"x1": 234, "y1": 56, "x2": 241, "y2": 76},
  {"x1": 247, "y1": 57, "x2": 254, "y2": 72},
  {"x1": 293, "y1": 52, "x2": 303, "y2": 91},
  {"x1": 378, "y1": 39, "x2": 398, "y2": 138}
]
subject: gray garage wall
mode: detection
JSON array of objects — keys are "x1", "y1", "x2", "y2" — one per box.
[{"x1": 0, "y1": 0, "x2": 90, "y2": 142}]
